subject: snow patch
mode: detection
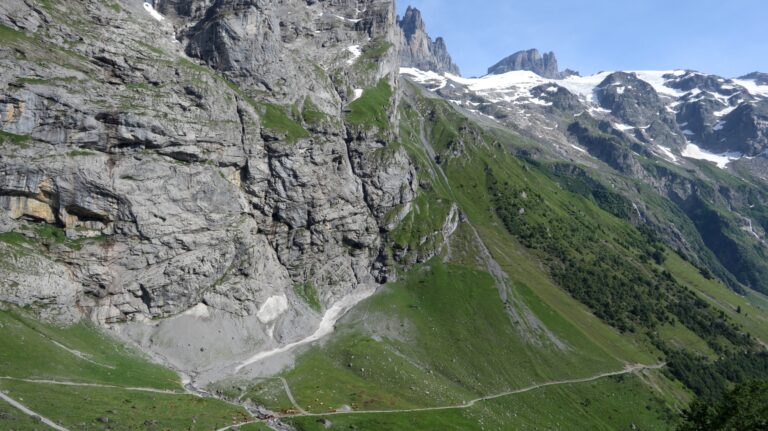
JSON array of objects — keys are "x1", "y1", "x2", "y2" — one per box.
[
  {"x1": 733, "y1": 78, "x2": 768, "y2": 98},
  {"x1": 559, "y1": 72, "x2": 613, "y2": 103},
  {"x1": 334, "y1": 15, "x2": 362, "y2": 23},
  {"x1": 656, "y1": 146, "x2": 679, "y2": 163},
  {"x1": 400, "y1": 67, "x2": 448, "y2": 89},
  {"x1": 143, "y1": 2, "x2": 165, "y2": 21},
  {"x1": 631, "y1": 70, "x2": 687, "y2": 97},
  {"x1": 352, "y1": 88, "x2": 363, "y2": 101},
  {"x1": 570, "y1": 144, "x2": 588, "y2": 153},
  {"x1": 257, "y1": 295, "x2": 289, "y2": 324},
  {"x1": 345, "y1": 45, "x2": 362, "y2": 65},
  {"x1": 682, "y1": 143, "x2": 742, "y2": 169},
  {"x1": 183, "y1": 303, "x2": 211, "y2": 318},
  {"x1": 613, "y1": 123, "x2": 635, "y2": 132},
  {"x1": 588, "y1": 106, "x2": 612, "y2": 115},
  {"x1": 714, "y1": 105, "x2": 737, "y2": 117}
]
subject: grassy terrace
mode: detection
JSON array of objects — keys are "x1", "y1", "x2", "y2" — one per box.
[
  {"x1": 0, "y1": 307, "x2": 249, "y2": 430},
  {"x1": 346, "y1": 79, "x2": 393, "y2": 130},
  {"x1": 287, "y1": 373, "x2": 673, "y2": 431}
]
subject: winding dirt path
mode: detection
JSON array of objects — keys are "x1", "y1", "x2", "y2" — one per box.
[
  {"x1": 2, "y1": 364, "x2": 665, "y2": 431},
  {"x1": 0, "y1": 376, "x2": 184, "y2": 395},
  {"x1": 278, "y1": 377, "x2": 308, "y2": 415},
  {"x1": 296, "y1": 363, "x2": 666, "y2": 417},
  {"x1": 0, "y1": 390, "x2": 70, "y2": 431},
  {"x1": 215, "y1": 363, "x2": 665, "y2": 430}
]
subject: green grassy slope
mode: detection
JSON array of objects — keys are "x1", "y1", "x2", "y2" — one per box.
[
  {"x1": 237, "y1": 85, "x2": 768, "y2": 430},
  {"x1": 288, "y1": 372, "x2": 673, "y2": 431},
  {"x1": 0, "y1": 306, "x2": 249, "y2": 430},
  {"x1": 664, "y1": 252, "x2": 768, "y2": 344},
  {"x1": 228, "y1": 90, "x2": 689, "y2": 430}
]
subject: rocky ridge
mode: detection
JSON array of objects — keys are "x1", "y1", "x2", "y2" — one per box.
[
  {"x1": 487, "y1": 48, "x2": 577, "y2": 79},
  {"x1": 397, "y1": 6, "x2": 460, "y2": 75}
]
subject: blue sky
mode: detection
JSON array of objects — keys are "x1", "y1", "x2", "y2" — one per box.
[{"x1": 397, "y1": 1, "x2": 768, "y2": 78}]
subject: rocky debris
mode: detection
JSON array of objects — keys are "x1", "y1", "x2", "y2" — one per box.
[
  {"x1": 397, "y1": 6, "x2": 460, "y2": 75},
  {"x1": 487, "y1": 49, "x2": 577, "y2": 79}
]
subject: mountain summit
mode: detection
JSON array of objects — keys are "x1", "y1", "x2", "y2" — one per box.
[
  {"x1": 488, "y1": 48, "x2": 577, "y2": 78},
  {"x1": 398, "y1": 6, "x2": 460, "y2": 75}
]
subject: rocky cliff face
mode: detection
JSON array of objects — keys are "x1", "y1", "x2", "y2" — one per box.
[
  {"x1": 487, "y1": 49, "x2": 576, "y2": 79},
  {"x1": 397, "y1": 6, "x2": 460, "y2": 75},
  {"x1": 0, "y1": 0, "x2": 424, "y2": 373}
]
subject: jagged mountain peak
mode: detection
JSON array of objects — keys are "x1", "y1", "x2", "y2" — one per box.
[
  {"x1": 399, "y1": 5, "x2": 425, "y2": 40},
  {"x1": 397, "y1": 5, "x2": 460, "y2": 75},
  {"x1": 488, "y1": 48, "x2": 578, "y2": 79}
]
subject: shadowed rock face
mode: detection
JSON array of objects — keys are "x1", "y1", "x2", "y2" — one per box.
[
  {"x1": 488, "y1": 49, "x2": 577, "y2": 79},
  {"x1": 397, "y1": 6, "x2": 460, "y2": 75}
]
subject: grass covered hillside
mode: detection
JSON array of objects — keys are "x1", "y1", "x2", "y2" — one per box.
[
  {"x1": 205, "y1": 82, "x2": 768, "y2": 430},
  {"x1": 0, "y1": 305, "x2": 251, "y2": 430},
  {"x1": 2, "y1": 77, "x2": 767, "y2": 431}
]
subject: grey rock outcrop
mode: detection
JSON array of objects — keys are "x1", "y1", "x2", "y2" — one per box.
[
  {"x1": 397, "y1": 6, "x2": 460, "y2": 75},
  {"x1": 669, "y1": 72, "x2": 768, "y2": 156},
  {"x1": 487, "y1": 49, "x2": 577, "y2": 79},
  {"x1": 595, "y1": 72, "x2": 684, "y2": 149},
  {"x1": 0, "y1": 0, "x2": 418, "y2": 372}
]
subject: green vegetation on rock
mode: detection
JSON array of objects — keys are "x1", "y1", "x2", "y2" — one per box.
[
  {"x1": 0, "y1": 130, "x2": 31, "y2": 148},
  {"x1": 346, "y1": 79, "x2": 393, "y2": 130},
  {"x1": 294, "y1": 283, "x2": 322, "y2": 312}
]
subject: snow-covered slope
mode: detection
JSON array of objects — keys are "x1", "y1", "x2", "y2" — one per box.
[{"x1": 402, "y1": 67, "x2": 768, "y2": 169}]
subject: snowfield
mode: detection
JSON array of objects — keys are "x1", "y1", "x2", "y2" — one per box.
[
  {"x1": 681, "y1": 143, "x2": 742, "y2": 169},
  {"x1": 143, "y1": 2, "x2": 165, "y2": 21},
  {"x1": 401, "y1": 67, "x2": 765, "y2": 170},
  {"x1": 733, "y1": 78, "x2": 768, "y2": 98},
  {"x1": 401, "y1": 68, "x2": 692, "y2": 106}
]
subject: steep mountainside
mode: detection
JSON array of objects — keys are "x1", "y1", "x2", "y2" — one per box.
[
  {"x1": 0, "y1": 0, "x2": 415, "y2": 379},
  {"x1": 1, "y1": 1, "x2": 768, "y2": 430}
]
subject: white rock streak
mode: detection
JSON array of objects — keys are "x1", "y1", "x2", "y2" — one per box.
[
  {"x1": 236, "y1": 286, "x2": 376, "y2": 371},
  {"x1": 345, "y1": 45, "x2": 362, "y2": 65},
  {"x1": 143, "y1": 2, "x2": 165, "y2": 21},
  {"x1": 256, "y1": 295, "x2": 289, "y2": 324}
]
